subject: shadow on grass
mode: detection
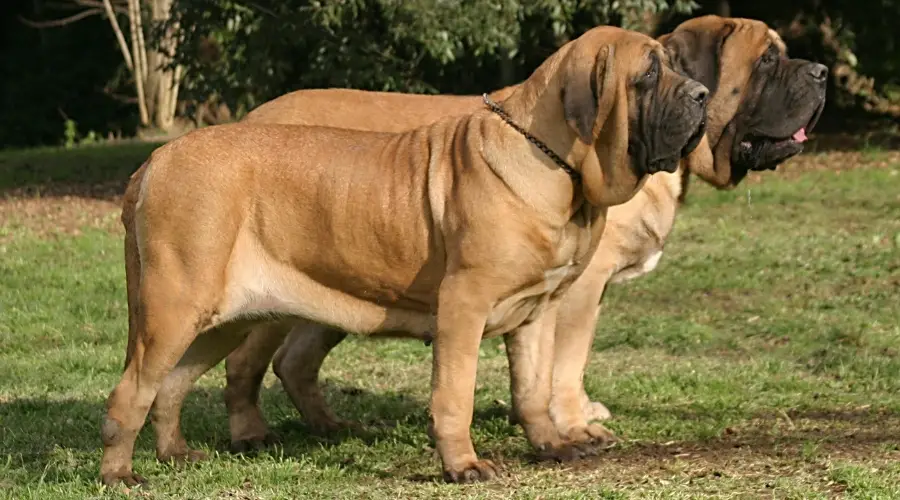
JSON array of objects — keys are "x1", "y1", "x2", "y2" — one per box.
[
  {"x1": 3, "y1": 381, "x2": 899, "y2": 483},
  {"x1": 0, "y1": 383, "x2": 498, "y2": 478}
]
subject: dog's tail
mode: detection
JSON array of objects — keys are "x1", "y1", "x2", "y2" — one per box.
[{"x1": 121, "y1": 162, "x2": 149, "y2": 369}]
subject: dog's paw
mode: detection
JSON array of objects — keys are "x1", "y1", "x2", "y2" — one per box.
[
  {"x1": 442, "y1": 459, "x2": 501, "y2": 483},
  {"x1": 100, "y1": 469, "x2": 146, "y2": 487},
  {"x1": 586, "y1": 423, "x2": 618, "y2": 445},
  {"x1": 230, "y1": 434, "x2": 280, "y2": 455},
  {"x1": 568, "y1": 422, "x2": 618, "y2": 446},
  {"x1": 584, "y1": 401, "x2": 613, "y2": 422}
]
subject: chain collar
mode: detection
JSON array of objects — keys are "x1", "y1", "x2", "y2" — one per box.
[{"x1": 482, "y1": 93, "x2": 581, "y2": 182}]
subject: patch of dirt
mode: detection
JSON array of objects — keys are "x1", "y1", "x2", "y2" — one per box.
[
  {"x1": 3, "y1": 180, "x2": 126, "y2": 201},
  {"x1": 0, "y1": 193, "x2": 122, "y2": 243},
  {"x1": 807, "y1": 128, "x2": 900, "y2": 152},
  {"x1": 530, "y1": 405, "x2": 900, "y2": 494},
  {"x1": 381, "y1": 405, "x2": 900, "y2": 495}
]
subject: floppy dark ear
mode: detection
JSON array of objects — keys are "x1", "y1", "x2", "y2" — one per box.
[
  {"x1": 563, "y1": 45, "x2": 616, "y2": 144},
  {"x1": 662, "y1": 23, "x2": 734, "y2": 94},
  {"x1": 576, "y1": 45, "x2": 632, "y2": 207}
]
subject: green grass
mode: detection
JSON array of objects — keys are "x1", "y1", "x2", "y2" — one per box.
[{"x1": 1, "y1": 145, "x2": 900, "y2": 498}]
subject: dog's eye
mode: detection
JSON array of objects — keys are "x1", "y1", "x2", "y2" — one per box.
[
  {"x1": 644, "y1": 64, "x2": 658, "y2": 81},
  {"x1": 761, "y1": 49, "x2": 777, "y2": 65}
]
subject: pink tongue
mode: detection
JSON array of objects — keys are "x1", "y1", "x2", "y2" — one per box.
[{"x1": 792, "y1": 128, "x2": 808, "y2": 143}]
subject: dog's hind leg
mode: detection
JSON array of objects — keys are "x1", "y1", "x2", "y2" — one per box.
[
  {"x1": 272, "y1": 321, "x2": 349, "y2": 433},
  {"x1": 225, "y1": 321, "x2": 291, "y2": 453},
  {"x1": 150, "y1": 323, "x2": 250, "y2": 464},
  {"x1": 100, "y1": 268, "x2": 214, "y2": 486}
]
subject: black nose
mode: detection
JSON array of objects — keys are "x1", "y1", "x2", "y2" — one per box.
[
  {"x1": 808, "y1": 63, "x2": 828, "y2": 82},
  {"x1": 687, "y1": 83, "x2": 709, "y2": 105}
]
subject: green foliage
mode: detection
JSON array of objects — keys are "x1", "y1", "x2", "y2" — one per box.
[
  {"x1": 818, "y1": 0, "x2": 900, "y2": 87},
  {"x1": 170, "y1": 0, "x2": 697, "y2": 116},
  {"x1": 62, "y1": 120, "x2": 78, "y2": 149},
  {"x1": 4, "y1": 0, "x2": 900, "y2": 148},
  {"x1": 61, "y1": 120, "x2": 100, "y2": 149}
]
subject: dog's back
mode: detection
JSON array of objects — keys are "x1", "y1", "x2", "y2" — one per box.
[{"x1": 243, "y1": 86, "x2": 518, "y2": 130}]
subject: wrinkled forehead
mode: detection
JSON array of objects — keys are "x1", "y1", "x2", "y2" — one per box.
[
  {"x1": 768, "y1": 29, "x2": 787, "y2": 55},
  {"x1": 730, "y1": 19, "x2": 787, "y2": 58},
  {"x1": 614, "y1": 38, "x2": 662, "y2": 72}
]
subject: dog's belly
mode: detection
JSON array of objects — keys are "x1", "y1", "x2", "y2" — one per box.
[
  {"x1": 223, "y1": 258, "x2": 575, "y2": 340},
  {"x1": 213, "y1": 239, "x2": 436, "y2": 338},
  {"x1": 217, "y1": 229, "x2": 578, "y2": 340}
]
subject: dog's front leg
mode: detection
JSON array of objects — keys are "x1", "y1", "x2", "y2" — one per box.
[
  {"x1": 429, "y1": 275, "x2": 501, "y2": 483},
  {"x1": 506, "y1": 301, "x2": 594, "y2": 461},
  {"x1": 549, "y1": 278, "x2": 617, "y2": 448}
]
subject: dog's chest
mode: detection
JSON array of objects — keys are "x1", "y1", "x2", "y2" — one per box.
[
  {"x1": 484, "y1": 207, "x2": 599, "y2": 336},
  {"x1": 606, "y1": 215, "x2": 672, "y2": 284},
  {"x1": 606, "y1": 175, "x2": 681, "y2": 284},
  {"x1": 608, "y1": 248, "x2": 664, "y2": 284},
  {"x1": 484, "y1": 260, "x2": 579, "y2": 336}
]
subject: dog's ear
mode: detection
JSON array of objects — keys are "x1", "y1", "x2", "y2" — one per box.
[
  {"x1": 661, "y1": 21, "x2": 734, "y2": 94},
  {"x1": 563, "y1": 45, "x2": 616, "y2": 144},
  {"x1": 571, "y1": 43, "x2": 637, "y2": 207},
  {"x1": 681, "y1": 133, "x2": 717, "y2": 189},
  {"x1": 664, "y1": 18, "x2": 744, "y2": 189}
]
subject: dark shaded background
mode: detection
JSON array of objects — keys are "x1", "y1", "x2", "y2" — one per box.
[{"x1": 1, "y1": 0, "x2": 897, "y2": 149}]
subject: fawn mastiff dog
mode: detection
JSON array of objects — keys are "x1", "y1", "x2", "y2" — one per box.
[
  {"x1": 104, "y1": 26, "x2": 708, "y2": 485},
  {"x1": 206, "y1": 15, "x2": 827, "y2": 452}
]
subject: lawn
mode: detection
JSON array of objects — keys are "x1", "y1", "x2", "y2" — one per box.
[{"x1": 1, "y1": 143, "x2": 899, "y2": 499}]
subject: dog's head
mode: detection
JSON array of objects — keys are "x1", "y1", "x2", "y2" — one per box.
[
  {"x1": 661, "y1": 15, "x2": 828, "y2": 187},
  {"x1": 559, "y1": 26, "x2": 709, "y2": 206}
]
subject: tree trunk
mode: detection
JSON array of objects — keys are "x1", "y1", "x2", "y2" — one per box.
[
  {"x1": 126, "y1": 0, "x2": 182, "y2": 131},
  {"x1": 127, "y1": 0, "x2": 149, "y2": 126},
  {"x1": 28, "y1": 0, "x2": 184, "y2": 132},
  {"x1": 148, "y1": 0, "x2": 180, "y2": 131},
  {"x1": 715, "y1": 0, "x2": 731, "y2": 17}
]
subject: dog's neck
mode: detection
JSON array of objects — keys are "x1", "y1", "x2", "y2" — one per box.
[
  {"x1": 648, "y1": 164, "x2": 687, "y2": 205},
  {"x1": 477, "y1": 54, "x2": 595, "y2": 220},
  {"x1": 500, "y1": 55, "x2": 588, "y2": 172}
]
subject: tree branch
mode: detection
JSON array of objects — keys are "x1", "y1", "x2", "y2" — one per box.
[
  {"x1": 134, "y1": 0, "x2": 148, "y2": 81},
  {"x1": 245, "y1": 2, "x2": 277, "y2": 17},
  {"x1": 19, "y1": 8, "x2": 103, "y2": 28},
  {"x1": 127, "y1": 0, "x2": 149, "y2": 126},
  {"x1": 46, "y1": 0, "x2": 128, "y2": 13},
  {"x1": 102, "y1": 85, "x2": 139, "y2": 104},
  {"x1": 73, "y1": 0, "x2": 126, "y2": 8},
  {"x1": 101, "y1": 0, "x2": 134, "y2": 71}
]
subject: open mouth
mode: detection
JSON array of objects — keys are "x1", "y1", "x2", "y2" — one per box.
[
  {"x1": 739, "y1": 126, "x2": 808, "y2": 153},
  {"x1": 736, "y1": 98, "x2": 824, "y2": 172},
  {"x1": 736, "y1": 121, "x2": 814, "y2": 172}
]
